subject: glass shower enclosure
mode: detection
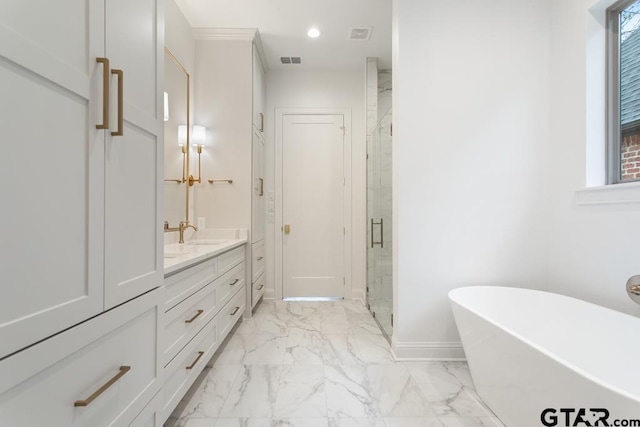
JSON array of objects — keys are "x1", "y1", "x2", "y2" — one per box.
[{"x1": 366, "y1": 108, "x2": 393, "y2": 339}]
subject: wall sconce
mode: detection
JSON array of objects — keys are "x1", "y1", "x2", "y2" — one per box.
[
  {"x1": 175, "y1": 124, "x2": 189, "y2": 183},
  {"x1": 188, "y1": 125, "x2": 206, "y2": 186},
  {"x1": 164, "y1": 92, "x2": 169, "y2": 122}
]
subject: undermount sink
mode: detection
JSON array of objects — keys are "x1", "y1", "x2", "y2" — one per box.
[
  {"x1": 164, "y1": 251, "x2": 186, "y2": 259},
  {"x1": 190, "y1": 239, "x2": 228, "y2": 245}
]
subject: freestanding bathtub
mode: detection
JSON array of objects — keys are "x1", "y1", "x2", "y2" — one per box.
[{"x1": 449, "y1": 286, "x2": 640, "y2": 427}]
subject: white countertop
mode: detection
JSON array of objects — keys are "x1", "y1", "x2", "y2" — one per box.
[{"x1": 164, "y1": 229, "x2": 248, "y2": 276}]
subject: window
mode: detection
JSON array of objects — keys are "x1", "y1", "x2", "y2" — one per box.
[{"x1": 608, "y1": 0, "x2": 640, "y2": 183}]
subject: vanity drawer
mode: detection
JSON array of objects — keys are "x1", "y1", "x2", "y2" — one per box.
[
  {"x1": 163, "y1": 282, "x2": 218, "y2": 367},
  {"x1": 219, "y1": 287, "x2": 246, "y2": 341},
  {"x1": 130, "y1": 390, "x2": 163, "y2": 427},
  {"x1": 216, "y1": 261, "x2": 246, "y2": 310},
  {"x1": 162, "y1": 315, "x2": 219, "y2": 422},
  {"x1": 0, "y1": 290, "x2": 161, "y2": 427},
  {"x1": 252, "y1": 272, "x2": 265, "y2": 308},
  {"x1": 251, "y1": 240, "x2": 265, "y2": 283},
  {"x1": 164, "y1": 257, "x2": 217, "y2": 311},
  {"x1": 218, "y1": 245, "x2": 245, "y2": 275}
]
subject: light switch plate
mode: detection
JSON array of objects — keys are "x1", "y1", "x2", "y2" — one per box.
[
  {"x1": 268, "y1": 191, "x2": 275, "y2": 201},
  {"x1": 197, "y1": 217, "x2": 206, "y2": 229},
  {"x1": 267, "y1": 213, "x2": 275, "y2": 223},
  {"x1": 268, "y1": 201, "x2": 275, "y2": 212}
]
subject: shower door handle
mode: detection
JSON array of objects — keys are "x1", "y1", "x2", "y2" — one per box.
[{"x1": 371, "y1": 218, "x2": 383, "y2": 248}]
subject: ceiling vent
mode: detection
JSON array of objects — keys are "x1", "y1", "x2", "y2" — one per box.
[
  {"x1": 349, "y1": 27, "x2": 372, "y2": 40},
  {"x1": 280, "y1": 56, "x2": 302, "y2": 64}
]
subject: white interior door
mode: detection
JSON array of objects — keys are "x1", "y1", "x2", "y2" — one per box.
[{"x1": 282, "y1": 114, "x2": 345, "y2": 298}]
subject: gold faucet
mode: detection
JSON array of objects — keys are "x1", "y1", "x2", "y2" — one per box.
[{"x1": 164, "y1": 221, "x2": 198, "y2": 244}]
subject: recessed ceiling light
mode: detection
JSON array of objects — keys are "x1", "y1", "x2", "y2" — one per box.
[{"x1": 307, "y1": 28, "x2": 321, "y2": 38}]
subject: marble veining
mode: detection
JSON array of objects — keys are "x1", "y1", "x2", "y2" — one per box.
[{"x1": 165, "y1": 301, "x2": 505, "y2": 427}]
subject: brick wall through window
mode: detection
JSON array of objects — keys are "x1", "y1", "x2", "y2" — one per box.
[{"x1": 622, "y1": 130, "x2": 640, "y2": 180}]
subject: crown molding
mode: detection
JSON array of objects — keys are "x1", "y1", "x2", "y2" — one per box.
[
  {"x1": 192, "y1": 28, "x2": 258, "y2": 41},
  {"x1": 192, "y1": 28, "x2": 269, "y2": 71}
]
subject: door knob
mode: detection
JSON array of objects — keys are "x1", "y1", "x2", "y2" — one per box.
[{"x1": 284, "y1": 224, "x2": 290, "y2": 234}]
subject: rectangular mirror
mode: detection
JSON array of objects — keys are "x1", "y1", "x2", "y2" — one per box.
[{"x1": 164, "y1": 47, "x2": 189, "y2": 227}]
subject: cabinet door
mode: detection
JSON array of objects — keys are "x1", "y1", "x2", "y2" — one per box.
[
  {"x1": 252, "y1": 129, "x2": 265, "y2": 243},
  {"x1": 252, "y1": 45, "x2": 265, "y2": 131},
  {"x1": 104, "y1": 0, "x2": 163, "y2": 308},
  {"x1": 0, "y1": 0, "x2": 105, "y2": 359}
]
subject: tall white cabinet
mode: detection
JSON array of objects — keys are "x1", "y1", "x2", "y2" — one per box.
[
  {"x1": 0, "y1": 0, "x2": 164, "y2": 424},
  {"x1": 193, "y1": 29, "x2": 267, "y2": 312}
]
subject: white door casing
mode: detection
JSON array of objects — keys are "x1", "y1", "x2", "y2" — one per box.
[{"x1": 277, "y1": 110, "x2": 352, "y2": 299}]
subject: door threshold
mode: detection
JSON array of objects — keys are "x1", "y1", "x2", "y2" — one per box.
[{"x1": 282, "y1": 297, "x2": 345, "y2": 302}]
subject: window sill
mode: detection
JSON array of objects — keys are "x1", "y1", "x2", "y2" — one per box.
[{"x1": 575, "y1": 181, "x2": 640, "y2": 206}]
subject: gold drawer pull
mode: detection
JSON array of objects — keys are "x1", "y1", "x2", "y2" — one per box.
[
  {"x1": 110, "y1": 69, "x2": 124, "y2": 136},
  {"x1": 185, "y1": 309, "x2": 204, "y2": 323},
  {"x1": 256, "y1": 256, "x2": 263, "y2": 261},
  {"x1": 257, "y1": 284, "x2": 264, "y2": 290},
  {"x1": 96, "y1": 57, "x2": 110, "y2": 130},
  {"x1": 230, "y1": 306, "x2": 240, "y2": 316},
  {"x1": 186, "y1": 351, "x2": 204, "y2": 370},
  {"x1": 74, "y1": 366, "x2": 130, "y2": 407},
  {"x1": 230, "y1": 278, "x2": 240, "y2": 286}
]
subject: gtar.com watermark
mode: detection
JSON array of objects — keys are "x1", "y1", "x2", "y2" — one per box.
[{"x1": 541, "y1": 408, "x2": 640, "y2": 427}]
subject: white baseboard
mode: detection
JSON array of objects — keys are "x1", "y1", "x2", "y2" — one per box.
[
  {"x1": 350, "y1": 288, "x2": 365, "y2": 302},
  {"x1": 263, "y1": 287, "x2": 275, "y2": 300},
  {"x1": 391, "y1": 340, "x2": 466, "y2": 361}
]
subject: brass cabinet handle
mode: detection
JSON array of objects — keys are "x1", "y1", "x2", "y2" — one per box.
[
  {"x1": 96, "y1": 58, "x2": 110, "y2": 130},
  {"x1": 259, "y1": 178, "x2": 264, "y2": 196},
  {"x1": 230, "y1": 278, "x2": 239, "y2": 286},
  {"x1": 230, "y1": 306, "x2": 240, "y2": 316},
  {"x1": 74, "y1": 366, "x2": 130, "y2": 407},
  {"x1": 256, "y1": 256, "x2": 263, "y2": 261},
  {"x1": 257, "y1": 284, "x2": 264, "y2": 290},
  {"x1": 111, "y1": 69, "x2": 123, "y2": 136},
  {"x1": 186, "y1": 351, "x2": 204, "y2": 370},
  {"x1": 185, "y1": 309, "x2": 204, "y2": 323}
]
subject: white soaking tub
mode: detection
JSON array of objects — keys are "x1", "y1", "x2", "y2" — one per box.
[{"x1": 449, "y1": 286, "x2": 640, "y2": 427}]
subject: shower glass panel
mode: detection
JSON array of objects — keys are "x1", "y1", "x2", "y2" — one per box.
[{"x1": 366, "y1": 108, "x2": 393, "y2": 340}]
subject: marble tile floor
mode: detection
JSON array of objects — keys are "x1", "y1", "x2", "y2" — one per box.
[{"x1": 165, "y1": 300, "x2": 505, "y2": 427}]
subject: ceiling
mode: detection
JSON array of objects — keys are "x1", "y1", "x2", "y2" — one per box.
[{"x1": 173, "y1": 0, "x2": 392, "y2": 72}]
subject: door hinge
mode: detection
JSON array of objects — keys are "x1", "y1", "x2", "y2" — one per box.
[
  {"x1": 343, "y1": 227, "x2": 346, "y2": 235},
  {"x1": 391, "y1": 313, "x2": 394, "y2": 327},
  {"x1": 366, "y1": 286, "x2": 369, "y2": 292},
  {"x1": 340, "y1": 126, "x2": 346, "y2": 136},
  {"x1": 367, "y1": 303, "x2": 371, "y2": 310}
]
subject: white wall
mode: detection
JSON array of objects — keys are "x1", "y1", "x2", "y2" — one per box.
[
  {"x1": 193, "y1": 39, "x2": 253, "y2": 230},
  {"x1": 265, "y1": 70, "x2": 367, "y2": 301},
  {"x1": 165, "y1": 0, "x2": 195, "y2": 73},
  {"x1": 393, "y1": 0, "x2": 553, "y2": 359},
  {"x1": 546, "y1": 0, "x2": 640, "y2": 315}
]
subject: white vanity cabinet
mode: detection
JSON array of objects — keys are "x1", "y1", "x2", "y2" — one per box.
[
  {"x1": 251, "y1": 49, "x2": 267, "y2": 309},
  {"x1": 161, "y1": 243, "x2": 247, "y2": 422},
  {"x1": 0, "y1": 0, "x2": 163, "y2": 360},
  {"x1": 0, "y1": 288, "x2": 163, "y2": 427}
]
